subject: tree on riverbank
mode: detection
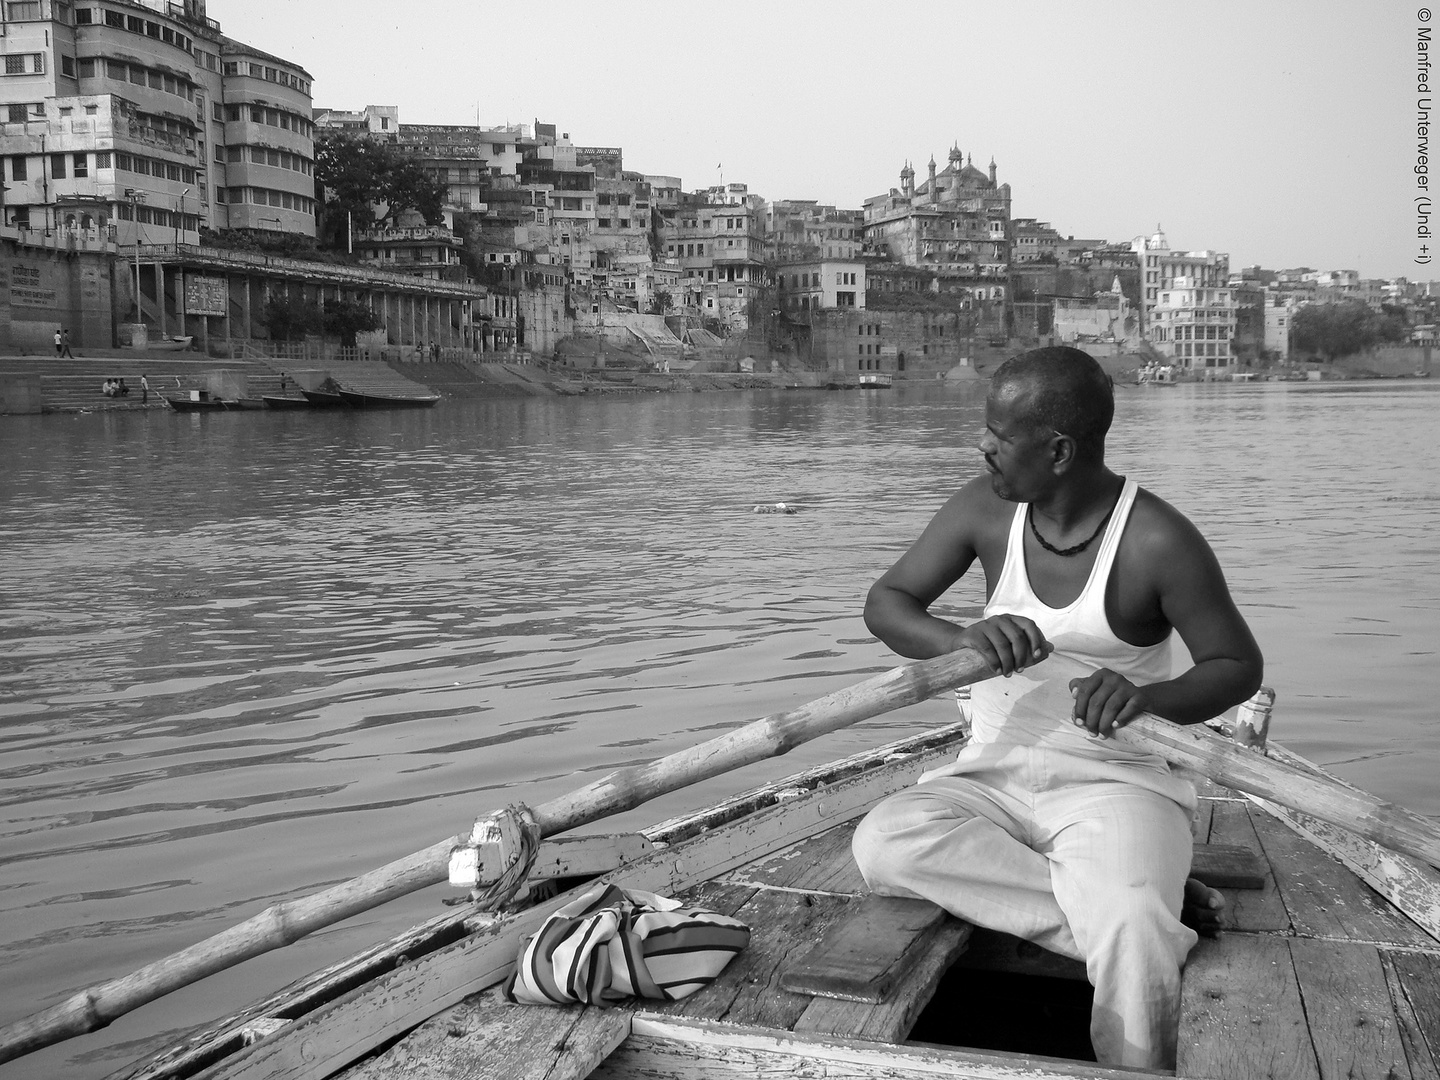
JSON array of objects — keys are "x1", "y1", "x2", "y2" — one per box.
[
  {"x1": 1291, "y1": 300, "x2": 1408, "y2": 361},
  {"x1": 314, "y1": 132, "x2": 448, "y2": 250}
]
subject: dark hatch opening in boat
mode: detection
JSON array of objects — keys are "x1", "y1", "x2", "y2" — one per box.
[{"x1": 908, "y1": 966, "x2": 1097, "y2": 1062}]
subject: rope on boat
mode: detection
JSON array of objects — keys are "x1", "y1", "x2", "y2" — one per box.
[{"x1": 447, "y1": 803, "x2": 542, "y2": 910}]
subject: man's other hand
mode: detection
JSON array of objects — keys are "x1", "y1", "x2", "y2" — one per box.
[
  {"x1": 956, "y1": 615, "x2": 1052, "y2": 677},
  {"x1": 1068, "y1": 668, "x2": 1150, "y2": 738}
]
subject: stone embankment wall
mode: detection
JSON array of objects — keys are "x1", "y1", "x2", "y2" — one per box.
[{"x1": 1, "y1": 237, "x2": 116, "y2": 353}]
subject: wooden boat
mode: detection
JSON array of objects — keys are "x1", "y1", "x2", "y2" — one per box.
[
  {"x1": 148, "y1": 336, "x2": 195, "y2": 352},
  {"x1": 858, "y1": 373, "x2": 893, "y2": 389},
  {"x1": 336, "y1": 389, "x2": 440, "y2": 409},
  {"x1": 299, "y1": 389, "x2": 350, "y2": 408},
  {"x1": 5, "y1": 651, "x2": 1440, "y2": 1080},
  {"x1": 261, "y1": 394, "x2": 315, "y2": 410},
  {"x1": 164, "y1": 392, "x2": 231, "y2": 412}
]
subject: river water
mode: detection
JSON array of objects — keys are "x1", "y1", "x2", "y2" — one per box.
[{"x1": 1, "y1": 379, "x2": 1437, "y2": 1079}]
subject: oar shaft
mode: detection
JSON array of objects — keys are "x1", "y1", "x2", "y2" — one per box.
[
  {"x1": 0, "y1": 648, "x2": 993, "y2": 1064},
  {"x1": 1118, "y1": 716, "x2": 1440, "y2": 871}
]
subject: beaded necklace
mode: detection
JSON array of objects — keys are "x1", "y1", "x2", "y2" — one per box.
[{"x1": 1027, "y1": 502, "x2": 1114, "y2": 558}]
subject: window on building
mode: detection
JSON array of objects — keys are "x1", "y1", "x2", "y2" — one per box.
[
  {"x1": 6, "y1": 1, "x2": 41, "y2": 18},
  {"x1": 78, "y1": 58, "x2": 95, "y2": 78},
  {"x1": 50, "y1": 153, "x2": 66, "y2": 178},
  {"x1": 96, "y1": 151, "x2": 111, "y2": 169},
  {"x1": 75, "y1": 5, "x2": 91, "y2": 20},
  {"x1": 10, "y1": 154, "x2": 27, "y2": 179},
  {"x1": 84, "y1": 104, "x2": 96, "y2": 115},
  {"x1": 5, "y1": 55, "x2": 25, "y2": 75},
  {"x1": 73, "y1": 153, "x2": 87, "y2": 177}
]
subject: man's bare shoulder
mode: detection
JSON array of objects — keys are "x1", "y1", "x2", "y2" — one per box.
[
  {"x1": 932, "y1": 475, "x2": 1013, "y2": 540},
  {"x1": 1126, "y1": 486, "x2": 1218, "y2": 562}
]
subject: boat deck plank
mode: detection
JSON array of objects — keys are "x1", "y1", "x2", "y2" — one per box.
[
  {"x1": 1381, "y1": 950, "x2": 1440, "y2": 1080},
  {"x1": 668, "y1": 887, "x2": 851, "y2": 1029},
  {"x1": 1177, "y1": 933, "x2": 1320, "y2": 1080},
  {"x1": 1250, "y1": 800, "x2": 1437, "y2": 946},
  {"x1": 1205, "y1": 799, "x2": 1293, "y2": 932},
  {"x1": 791, "y1": 919, "x2": 973, "y2": 1043},
  {"x1": 1288, "y1": 938, "x2": 1414, "y2": 1080},
  {"x1": 338, "y1": 986, "x2": 631, "y2": 1080},
  {"x1": 722, "y1": 820, "x2": 864, "y2": 894}
]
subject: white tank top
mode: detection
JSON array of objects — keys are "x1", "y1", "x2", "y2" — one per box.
[{"x1": 968, "y1": 478, "x2": 1174, "y2": 749}]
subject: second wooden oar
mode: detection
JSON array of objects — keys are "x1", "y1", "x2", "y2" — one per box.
[
  {"x1": 0, "y1": 648, "x2": 994, "y2": 1065},
  {"x1": 1118, "y1": 715, "x2": 1440, "y2": 871}
]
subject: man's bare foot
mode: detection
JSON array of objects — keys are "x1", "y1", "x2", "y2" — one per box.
[{"x1": 1182, "y1": 877, "x2": 1226, "y2": 936}]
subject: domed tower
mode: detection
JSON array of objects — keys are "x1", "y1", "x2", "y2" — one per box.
[
  {"x1": 927, "y1": 155, "x2": 937, "y2": 194},
  {"x1": 900, "y1": 160, "x2": 915, "y2": 197},
  {"x1": 948, "y1": 143, "x2": 964, "y2": 169},
  {"x1": 989, "y1": 157, "x2": 997, "y2": 186}
]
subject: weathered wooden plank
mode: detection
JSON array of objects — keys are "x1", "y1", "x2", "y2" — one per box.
[
  {"x1": 526, "y1": 832, "x2": 655, "y2": 882},
  {"x1": 1250, "y1": 790, "x2": 1440, "y2": 944},
  {"x1": 1386, "y1": 949, "x2": 1440, "y2": 1076},
  {"x1": 340, "y1": 986, "x2": 631, "y2": 1080},
  {"x1": 949, "y1": 928, "x2": 1089, "y2": 983},
  {"x1": 591, "y1": 1014, "x2": 1173, "y2": 1080},
  {"x1": 1189, "y1": 843, "x2": 1266, "y2": 890},
  {"x1": 780, "y1": 895, "x2": 950, "y2": 1003},
  {"x1": 644, "y1": 722, "x2": 970, "y2": 846},
  {"x1": 1381, "y1": 950, "x2": 1440, "y2": 1080},
  {"x1": 793, "y1": 920, "x2": 974, "y2": 1043},
  {"x1": 1248, "y1": 801, "x2": 1436, "y2": 947},
  {"x1": 1206, "y1": 800, "x2": 1291, "y2": 933},
  {"x1": 727, "y1": 821, "x2": 865, "y2": 894},
  {"x1": 204, "y1": 742, "x2": 960, "y2": 1080},
  {"x1": 1177, "y1": 934, "x2": 1319, "y2": 1080},
  {"x1": 668, "y1": 887, "x2": 851, "y2": 1030},
  {"x1": 1288, "y1": 938, "x2": 1413, "y2": 1080},
  {"x1": 1191, "y1": 798, "x2": 1216, "y2": 844}
]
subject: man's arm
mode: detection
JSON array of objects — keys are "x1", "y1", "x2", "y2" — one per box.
[
  {"x1": 1071, "y1": 497, "x2": 1264, "y2": 735},
  {"x1": 865, "y1": 478, "x2": 1050, "y2": 672}
]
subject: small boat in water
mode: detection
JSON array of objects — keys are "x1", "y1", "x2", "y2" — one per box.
[
  {"x1": 261, "y1": 395, "x2": 315, "y2": 410},
  {"x1": 337, "y1": 389, "x2": 440, "y2": 409},
  {"x1": 299, "y1": 389, "x2": 349, "y2": 408},
  {"x1": 858, "y1": 372, "x2": 893, "y2": 389},
  {"x1": 164, "y1": 391, "x2": 231, "y2": 412},
  {"x1": 6, "y1": 655, "x2": 1439, "y2": 1080}
]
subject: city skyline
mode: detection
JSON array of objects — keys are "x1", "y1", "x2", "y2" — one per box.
[{"x1": 214, "y1": 0, "x2": 1414, "y2": 282}]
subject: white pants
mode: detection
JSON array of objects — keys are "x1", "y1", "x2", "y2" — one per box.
[{"x1": 851, "y1": 741, "x2": 1197, "y2": 1068}]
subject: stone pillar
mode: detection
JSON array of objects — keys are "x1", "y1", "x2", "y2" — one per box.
[
  {"x1": 239, "y1": 275, "x2": 252, "y2": 340},
  {"x1": 156, "y1": 262, "x2": 167, "y2": 337},
  {"x1": 175, "y1": 266, "x2": 186, "y2": 341}
]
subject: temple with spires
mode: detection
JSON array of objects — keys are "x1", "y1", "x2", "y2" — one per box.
[{"x1": 862, "y1": 143, "x2": 1013, "y2": 300}]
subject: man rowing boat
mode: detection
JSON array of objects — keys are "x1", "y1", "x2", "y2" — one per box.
[{"x1": 851, "y1": 346, "x2": 1263, "y2": 1068}]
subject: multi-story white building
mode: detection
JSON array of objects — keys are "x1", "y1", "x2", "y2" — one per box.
[
  {"x1": 656, "y1": 183, "x2": 768, "y2": 328},
  {"x1": 775, "y1": 258, "x2": 865, "y2": 313},
  {"x1": 1130, "y1": 229, "x2": 1230, "y2": 330},
  {"x1": 1146, "y1": 275, "x2": 1238, "y2": 371},
  {"x1": 0, "y1": 0, "x2": 315, "y2": 246}
]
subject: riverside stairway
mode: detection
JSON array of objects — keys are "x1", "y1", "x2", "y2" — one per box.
[{"x1": 0, "y1": 356, "x2": 436, "y2": 413}]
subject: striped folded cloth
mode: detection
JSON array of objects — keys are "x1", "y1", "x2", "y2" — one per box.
[{"x1": 505, "y1": 882, "x2": 750, "y2": 1007}]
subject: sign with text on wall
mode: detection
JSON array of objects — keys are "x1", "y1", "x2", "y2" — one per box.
[
  {"x1": 184, "y1": 275, "x2": 228, "y2": 316},
  {"x1": 9, "y1": 264, "x2": 56, "y2": 309}
]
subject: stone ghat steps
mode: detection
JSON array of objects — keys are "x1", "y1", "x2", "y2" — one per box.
[{"x1": 0, "y1": 357, "x2": 435, "y2": 412}]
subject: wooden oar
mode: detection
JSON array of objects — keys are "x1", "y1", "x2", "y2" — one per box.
[
  {"x1": 1117, "y1": 715, "x2": 1440, "y2": 871},
  {"x1": 0, "y1": 648, "x2": 994, "y2": 1065}
]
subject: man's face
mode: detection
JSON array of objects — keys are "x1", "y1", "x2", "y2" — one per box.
[{"x1": 977, "y1": 385, "x2": 1054, "y2": 502}]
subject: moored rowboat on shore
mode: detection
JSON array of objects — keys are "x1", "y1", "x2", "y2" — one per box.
[
  {"x1": 336, "y1": 389, "x2": 440, "y2": 409},
  {"x1": 4, "y1": 653, "x2": 1439, "y2": 1080}
]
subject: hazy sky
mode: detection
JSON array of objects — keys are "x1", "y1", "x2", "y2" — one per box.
[{"x1": 214, "y1": 0, "x2": 1416, "y2": 280}]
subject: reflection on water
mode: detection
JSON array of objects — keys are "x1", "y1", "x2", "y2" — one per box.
[{"x1": 1, "y1": 380, "x2": 1437, "y2": 1078}]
